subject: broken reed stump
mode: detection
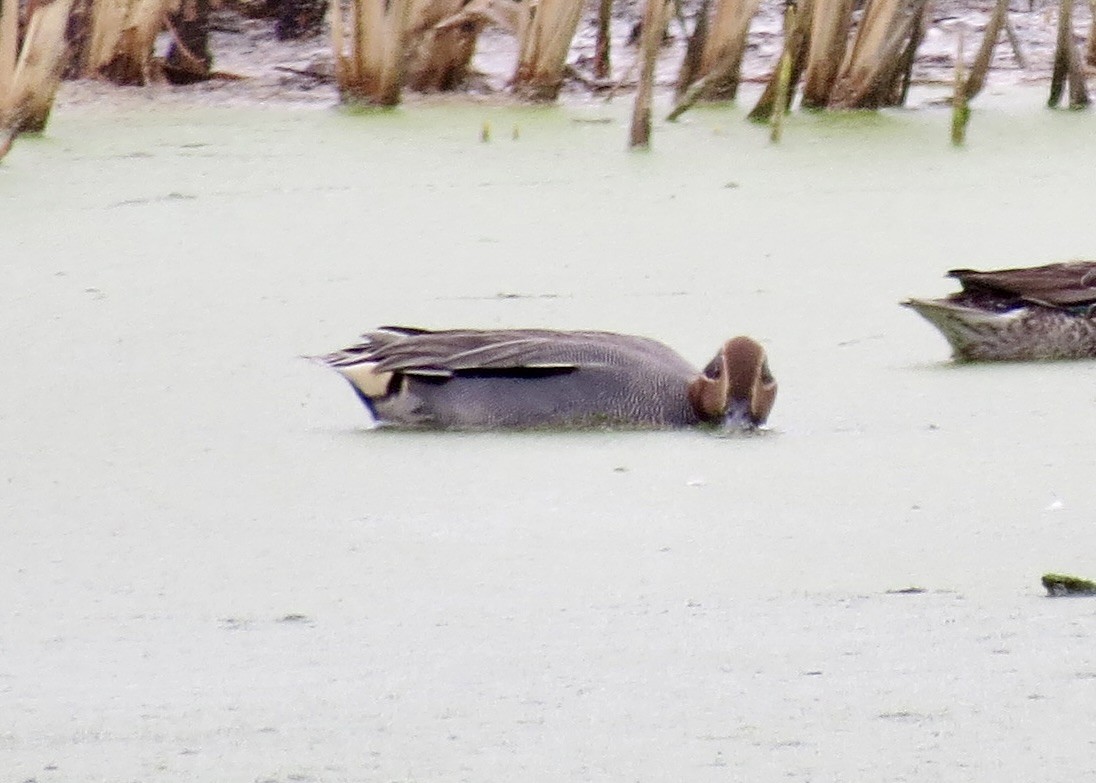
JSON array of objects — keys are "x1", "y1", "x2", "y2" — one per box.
[
  {"x1": 512, "y1": 0, "x2": 585, "y2": 101},
  {"x1": 827, "y1": 0, "x2": 928, "y2": 109},
  {"x1": 86, "y1": 0, "x2": 180, "y2": 86},
  {"x1": 747, "y1": 0, "x2": 809, "y2": 124},
  {"x1": 594, "y1": 0, "x2": 612, "y2": 79},
  {"x1": 629, "y1": 0, "x2": 667, "y2": 147},
  {"x1": 1089, "y1": 10, "x2": 1096, "y2": 66},
  {"x1": 1042, "y1": 573, "x2": 1096, "y2": 596},
  {"x1": 408, "y1": 0, "x2": 485, "y2": 93},
  {"x1": 1049, "y1": 0, "x2": 1090, "y2": 109},
  {"x1": 164, "y1": 0, "x2": 213, "y2": 84},
  {"x1": 769, "y1": 37, "x2": 791, "y2": 141},
  {"x1": 672, "y1": 0, "x2": 760, "y2": 107},
  {"x1": 0, "y1": 0, "x2": 14, "y2": 96},
  {"x1": 1, "y1": 0, "x2": 76, "y2": 138},
  {"x1": 951, "y1": 25, "x2": 969, "y2": 144},
  {"x1": 1004, "y1": 13, "x2": 1026, "y2": 68},
  {"x1": 688, "y1": 0, "x2": 761, "y2": 100},
  {"x1": 674, "y1": 0, "x2": 709, "y2": 98},
  {"x1": 667, "y1": 0, "x2": 763, "y2": 122},
  {"x1": 769, "y1": 1, "x2": 797, "y2": 142},
  {"x1": 960, "y1": 0, "x2": 1008, "y2": 101},
  {"x1": 331, "y1": 0, "x2": 411, "y2": 106},
  {"x1": 800, "y1": 0, "x2": 853, "y2": 108}
]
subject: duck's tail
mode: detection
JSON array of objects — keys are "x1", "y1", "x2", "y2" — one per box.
[{"x1": 902, "y1": 298, "x2": 1023, "y2": 361}]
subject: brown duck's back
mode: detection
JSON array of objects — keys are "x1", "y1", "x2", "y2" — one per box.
[{"x1": 951, "y1": 261, "x2": 1096, "y2": 307}]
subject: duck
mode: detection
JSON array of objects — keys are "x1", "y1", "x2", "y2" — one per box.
[
  {"x1": 903, "y1": 261, "x2": 1096, "y2": 361},
  {"x1": 312, "y1": 326, "x2": 776, "y2": 430}
]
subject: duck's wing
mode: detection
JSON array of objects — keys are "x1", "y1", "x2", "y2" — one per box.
[
  {"x1": 949, "y1": 262, "x2": 1096, "y2": 307},
  {"x1": 333, "y1": 328, "x2": 658, "y2": 378}
]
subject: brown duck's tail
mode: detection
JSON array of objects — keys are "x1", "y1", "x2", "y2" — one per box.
[{"x1": 902, "y1": 298, "x2": 1024, "y2": 361}]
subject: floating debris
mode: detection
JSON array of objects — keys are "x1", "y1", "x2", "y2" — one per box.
[
  {"x1": 277, "y1": 613, "x2": 313, "y2": 623},
  {"x1": 1041, "y1": 573, "x2": 1096, "y2": 597}
]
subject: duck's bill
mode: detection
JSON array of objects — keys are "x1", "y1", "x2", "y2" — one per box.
[{"x1": 722, "y1": 399, "x2": 759, "y2": 430}]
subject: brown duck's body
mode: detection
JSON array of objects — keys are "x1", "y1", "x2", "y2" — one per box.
[
  {"x1": 314, "y1": 327, "x2": 776, "y2": 430},
  {"x1": 903, "y1": 261, "x2": 1096, "y2": 361}
]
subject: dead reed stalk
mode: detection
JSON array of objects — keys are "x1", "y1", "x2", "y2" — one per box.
[
  {"x1": 332, "y1": 0, "x2": 413, "y2": 105},
  {"x1": 960, "y1": 0, "x2": 1008, "y2": 100},
  {"x1": 1, "y1": 0, "x2": 76, "y2": 139},
  {"x1": 951, "y1": 25, "x2": 969, "y2": 144},
  {"x1": 629, "y1": 0, "x2": 667, "y2": 147},
  {"x1": 800, "y1": 0, "x2": 852, "y2": 107},
  {"x1": 827, "y1": 0, "x2": 928, "y2": 109},
  {"x1": 674, "y1": 0, "x2": 709, "y2": 97},
  {"x1": 406, "y1": 0, "x2": 480, "y2": 92},
  {"x1": 769, "y1": 1, "x2": 798, "y2": 141},
  {"x1": 1088, "y1": 0, "x2": 1096, "y2": 66},
  {"x1": 0, "y1": 0, "x2": 17, "y2": 103},
  {"x1": 594, "y1": 0, "x2": 612, "y2": 79},
  {"x1": 1049, "y1": 0, "x2": 1089, "y2": 108},
  {"x1": 675, "y1": 0, "x2": 760, "y2": 101},
  {"x1": 86, "y1": 0, "x2": 180, "y2": 85},
  {"x1": 747, "y1": 0, "x2": 812, "y2": 123},
  {"x1": 512, "y1": 0, "x2": 584, "y2": 101},
  {"x1": 163, "y1": 0, "x2": 213, "y2": 84}
]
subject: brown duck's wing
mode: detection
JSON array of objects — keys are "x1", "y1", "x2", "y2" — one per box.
[
  {"x1": 949, "y1": 261, "x2": 1096, "y2": 307},
  {"x1": 354, "y1": 328, "x2": 682, "y2": 377}
]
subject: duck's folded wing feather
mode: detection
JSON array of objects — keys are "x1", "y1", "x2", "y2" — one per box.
[
  {"x1": 371, "y1": 336, "x2": 585, "y2": 374},
  {"x1": 950, "y1": 262, "x2": 1096, "y2": 307},
  {"x1": 320, "y1": 327, "x2": 690, "y2": 378}
]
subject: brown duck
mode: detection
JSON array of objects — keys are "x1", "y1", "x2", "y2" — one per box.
[
  {"x1": 903, "y1": 261, "x2": 1096, "y2": 361},
  {"x1": 313, "y1": 327, "x2": 776, "y2": 429}
]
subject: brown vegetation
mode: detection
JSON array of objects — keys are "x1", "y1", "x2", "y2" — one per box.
[
  {"x1": 406, "y1": 0, "x2": 483, "y2": 92},
  {"x1": 746, "y1": 0, "x2": 808, "y2": 122},
  {"x1": 1049, "y1": 0, "x2": 1089, "y2": 107},
  {"x1": 675, "y1": 0, "x2": 761, "y2": 101},
  {"x1": 827, "y1": 0, "x2": 929, "y2": 109},
  {"x1": 3, "y1": 0, "x2": 1095, "y2": 146},
  {"x1": 629, "y1": 0, "x2": 668, "y2": 147},
  {"x1": 512, "y1": 0, "x2": 585, "y2": 100},
  {"x1": 331, "y1": 0, "x2": 412, "y2": 105},
  {"x1": 1, "y1": 0, "x2": 75, "y2": 139},
  {"x1": 85, "y1": 0, "x2": 179, "y2": 84},
  {"x1": 959, "y1": 0, "x2": 1007, "y2": 100},
  {"x1": 163, "y1": 0, "x2": 212, "y2": 83}
]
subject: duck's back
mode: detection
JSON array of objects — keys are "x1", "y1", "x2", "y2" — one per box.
[{"x1": 951, "y1": 261, "x2": 1096, "y2": 309}]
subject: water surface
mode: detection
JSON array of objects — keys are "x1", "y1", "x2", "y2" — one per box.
[{"x1": 3, "y1": 89, "x2": 1096, "y2": 781}]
